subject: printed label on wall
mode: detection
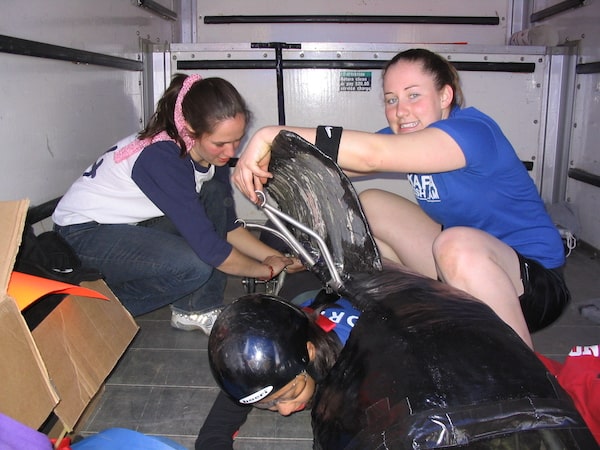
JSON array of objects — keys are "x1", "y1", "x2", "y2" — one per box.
[{"x1": 340, "y1": 71, "x2": 372, "y2": 92}]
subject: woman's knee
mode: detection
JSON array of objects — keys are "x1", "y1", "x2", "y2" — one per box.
[{"x1": 432, "y1": 227, "x2": 480, "y2": 275}]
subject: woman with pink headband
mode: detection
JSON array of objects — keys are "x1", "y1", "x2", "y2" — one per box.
[{"x1": 53, "y1": 74, "x2": 301, "y2": 333}]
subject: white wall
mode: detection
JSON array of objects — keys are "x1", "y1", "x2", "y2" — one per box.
[
  {"x1": 195, "y1": 0, "x2": 514, "y2": 45},
  {"x1": 523, "y1": 0, "x2": 600, "y2": 249},
  {"x1": 0, "y1": 0, "x2": 175, "y2": 205}
]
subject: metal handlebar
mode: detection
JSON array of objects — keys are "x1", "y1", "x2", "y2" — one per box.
[{"x1": 254, "y1": 190, "x2": 344, "y2": 292}]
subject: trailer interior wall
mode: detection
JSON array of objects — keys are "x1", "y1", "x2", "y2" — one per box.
[
  {"x1": 191, "y1": 0, "x2": 599, "y2": 249},
  {"x1": 1, "y1": 0, "x2": 598, "y2": 249},
  {"x1": 170, "y1": 43, "x2": 561, "y2": 224},
  {"x1": 0, "y1": 0, "x2": 176, "y2": 206},
  {"x1": 524, "y1": 0, "x2": 600, "y2": 249}
]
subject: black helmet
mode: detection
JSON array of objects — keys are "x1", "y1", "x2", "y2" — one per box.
[{"x1": 208, "y1": 294, "x2": 310, "y2": 404}]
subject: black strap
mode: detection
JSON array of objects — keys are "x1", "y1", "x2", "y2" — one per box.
[{"x1": 315, "y1": 125, "x2": 343, "y2": 162}]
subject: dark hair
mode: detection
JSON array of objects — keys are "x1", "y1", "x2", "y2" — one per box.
[
  {"x1": 383, "y1": 48, "x2": 464, "y2": 108},
  {"x1": 139, "y1": 74, "x2": 252, "y2": 157},
  {"x1": 305, "y1": 307, "x2": 344, "y2": 382}
]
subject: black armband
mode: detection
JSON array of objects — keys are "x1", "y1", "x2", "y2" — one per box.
[{"x1": 315, "y1": 125, "x2": 343, "y2": 162}]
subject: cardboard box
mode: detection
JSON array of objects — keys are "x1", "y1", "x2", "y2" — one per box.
[{"x1": 0, "y1": 199, "x2": 139, "y2": 432}]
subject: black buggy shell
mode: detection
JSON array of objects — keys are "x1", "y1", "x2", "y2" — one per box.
[{"x1": 265, "y1": 131, "x2": 596, "y2": 449}]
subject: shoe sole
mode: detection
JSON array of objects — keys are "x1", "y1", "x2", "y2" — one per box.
[{"x1": 170, "y1": 319, "x2": 211, "y2": 333}]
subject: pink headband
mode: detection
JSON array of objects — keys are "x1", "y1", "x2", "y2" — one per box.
[
  {"x1": 114, "y1": 73, "x2": 203, "y2": 163},
  {"x1": 174, "y1": 73, "x2": 203, "y2": 152}
]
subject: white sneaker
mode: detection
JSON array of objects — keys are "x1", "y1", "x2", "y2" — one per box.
[{"x1": 170, "y1": 307, "x2": 224, "y2": 335}]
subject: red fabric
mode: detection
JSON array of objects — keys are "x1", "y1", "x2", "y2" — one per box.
[
  {"x1": 536, "y1": 345, "x2": 600, "y2": 444},
  {"x1": 302, "y1": 307, "x2": 337, "y2": 332},
  {"x1": 50, "y1": 437, "x2": 72, "y2": 449}
]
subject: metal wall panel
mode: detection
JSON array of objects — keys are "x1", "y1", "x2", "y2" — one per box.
[
  {"x1": 567, "y1": 70, "x2": 600, "y2": 249},
  {"x1": 195, "y1": 0, "x2": 513, "y2": 46},
  {"x1": 0, "y1": 0, "x2": 175, "y2": 205},
  {"x1": 526, "y1": 0, "x2": 600, "y2": 248}
]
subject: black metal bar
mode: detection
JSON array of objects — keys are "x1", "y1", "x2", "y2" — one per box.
[
  {"x1": 251, "y1": 42, "x2": 302, "y2": 125},
  {"x1": 177, "y1": 59, "x2": 535, "y2": 74},
  {"x1": 251, "y1": 42, "x2": 302, "y2": 50},
  {"x1": 450, "y1": 61, "x2": 536, "y2": 73},
  {"x1": 137, "y1": 0, "x2": 178, "y2": 21},
  {"x1": 275, "y1": 46, "x2": 286, "y2": 125},
  {"x1": 576, "y1": 61, "x2": 600, "y2": 75},
  {"x1": 282, "y1": 60, "x2": 386, "y2": 70},
  {"x1": 530, "y1": 0, "x2": 585, "y2": 23},
  {"x1": 568, "y1": 168, "x2": 600, "y2": 188},
  {"x1": 176, "y1": 59, "x2": 277, "y2": 70},
  {"x1": 176, "y1": 59, "x2": 274, "y2": 70},
  {"x1": 284, "y1": 60, "x2": 537, "y2": 73},
  {"x1": 0, "y1": 34, "x2": 143, "y2": 71},
  {"x1": 204, "y1": 15, "x2": 500, "y2": 25}
]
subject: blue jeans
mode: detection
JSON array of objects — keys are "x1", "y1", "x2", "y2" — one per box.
[{"x1": 54, "y1": 179, "x2": 228, "y2": 316}]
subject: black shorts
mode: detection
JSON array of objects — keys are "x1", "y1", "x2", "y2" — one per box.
[{"x1": 517, "y1": 253, "x2": 571, "y2": 333}]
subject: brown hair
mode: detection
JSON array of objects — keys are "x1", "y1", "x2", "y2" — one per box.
[
  {"x1": 305, "y1": 308, "x2": 344, "y2": 382},
  {"x1": 139, "y1": 74, "x2": 252, "y2": 157}
]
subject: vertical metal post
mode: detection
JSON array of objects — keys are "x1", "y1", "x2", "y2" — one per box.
[
  {"x1": 274, "y1": 44, "x2": 285, "y2": 125},
  {"x1": 251, "y1": 42, "x2": 301, "y2": 125}
]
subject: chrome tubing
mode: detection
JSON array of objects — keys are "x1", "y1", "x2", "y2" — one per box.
[{"x1": 255, "y1": 191, "x2": 344, "y2": 291}]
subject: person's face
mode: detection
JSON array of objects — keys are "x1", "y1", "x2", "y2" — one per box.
[
  {"x1": 383, "y1": 60, "x2": 452, "y2": 135},
  {"x1": 252, "y1": 342, "x2": 317, "y2": 416},
  {"x1": 188, "y1": 113, "x2": 246, "y2": 167},
  {"x1": 252, "y1": 371, "x2": 316, "y2": 416}
]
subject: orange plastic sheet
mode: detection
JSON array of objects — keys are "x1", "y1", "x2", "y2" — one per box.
[{"x1": 7, "y1": 272, "x2": 108, "y2": 311}]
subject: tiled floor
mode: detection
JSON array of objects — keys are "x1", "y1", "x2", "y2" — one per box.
[{"x1": 77, "y1": 245, "x2": 600, "y2": 449}]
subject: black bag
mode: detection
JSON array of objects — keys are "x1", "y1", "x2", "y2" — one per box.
[{"x1": 14, "y1": 225, "x2": 103, "y2": 329}]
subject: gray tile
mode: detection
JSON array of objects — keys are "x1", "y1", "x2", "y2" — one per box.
[
  {"x1": 238, "y1": 409, "x2": 313, "y2": 439},
  {"x1": 107, "y1": 348, "x2": 216, "y2": 387},
  {"x1": 533, "y1": 323, "x2": 599, "y2": 359},
  {"x1": 82, "y1": 385, "x2": 220, "y2": 436},
  {"x1": 531, "y1": 244, "x2": 600, "y2": 360},
  {"x1": 130, "y1": 321, "x2": 209, "y2": 350},
  {"x1": 233, "y1": 438, "x2": 313, "y2": 449},
  {"x1": 136, "y1": 306, "x2": 172, "y2": 321}
]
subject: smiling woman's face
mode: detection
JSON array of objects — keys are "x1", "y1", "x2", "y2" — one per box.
[{"x1": 383, "y1": 60, "x2": 452, "y2": 135}]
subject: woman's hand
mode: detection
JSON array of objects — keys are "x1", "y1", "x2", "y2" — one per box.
[
  {"x1": 232, "y1": 127, "x2": 281, "y2": 204},
  {"x1": 282, "y1": 256, "x2": 305, "y2": 274},
  {"x1": 262, "y1": 255, "x2": 305, "y2": 280}
]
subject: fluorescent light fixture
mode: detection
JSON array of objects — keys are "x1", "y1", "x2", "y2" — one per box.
[{"x1": 137, "y1": 0, "x2": 178, "y2": 21}]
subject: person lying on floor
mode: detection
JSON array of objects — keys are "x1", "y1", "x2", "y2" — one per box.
[
  {"x1": 196, "y1": 288, "x2": 356, "y2": 449},
  {"x1": 202, "y1": 268, "x2": 596, "y2": 449}
]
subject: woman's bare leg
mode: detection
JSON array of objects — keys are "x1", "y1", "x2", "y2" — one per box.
[
  {"x1": 433, "y1": 227, "x2": 532, "y2": 348},
  {"x1": 360, "y1": 189, "x2": 440, "y2": 279}
]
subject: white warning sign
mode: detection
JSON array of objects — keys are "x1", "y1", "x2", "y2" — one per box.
[{"x1": 339, "y1": 71, "x2": 372, "y2": 92}]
